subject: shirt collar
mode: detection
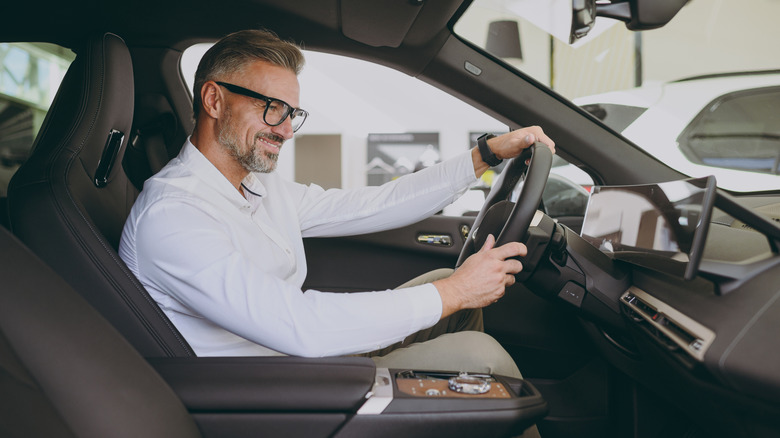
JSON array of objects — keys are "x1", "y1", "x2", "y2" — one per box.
[
  {"x1": 242, "y1": 172, "x2": 268, "y2": 198},
  {"x1": 179, "y1": 137, "x2": 267, "y2": 209}
]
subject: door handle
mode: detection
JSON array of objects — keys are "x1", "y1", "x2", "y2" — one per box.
[{"x1": 417, "y1": 234, "x2": 453, "y2": 246}]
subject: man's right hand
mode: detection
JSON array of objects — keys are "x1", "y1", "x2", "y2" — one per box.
[{"x1": 432, "y1": 234, "x2": 527, "y2": 319}]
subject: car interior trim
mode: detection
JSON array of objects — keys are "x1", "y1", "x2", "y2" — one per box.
[
  {"x1": 356, "y1": 368, "x2": 394, "y2": 415},
  {"x1": 621, "y1": 286, "x2": 716, "y2": 362}
]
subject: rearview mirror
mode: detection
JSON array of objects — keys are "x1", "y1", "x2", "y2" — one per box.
[
  {"x1": 570, "y1": 0, "x2": 596, "y2": 43},
  {"x1": 502, "y1": 0, "x2": 687, "y2": 47},
  {"x1": 569, "y1": 0, "x2": 596, "y2": 44},
  {"x1": 596, "y1": 0, "x2": 689, "y2": 30}
]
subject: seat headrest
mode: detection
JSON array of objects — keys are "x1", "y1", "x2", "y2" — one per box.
[{"x1": 25, "y1": 32, "x2": 134, "y2": 191}]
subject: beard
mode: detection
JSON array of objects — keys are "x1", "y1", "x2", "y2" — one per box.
[{"x1": 217, "y1": 106, "x2": 283, "y2": 174}]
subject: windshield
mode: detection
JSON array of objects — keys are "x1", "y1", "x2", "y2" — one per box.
[{"x1": 455, "y1": 0, "x2": 780, "y2": 193}]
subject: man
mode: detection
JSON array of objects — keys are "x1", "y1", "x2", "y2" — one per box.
[{"x1": 119, "y1": 29, "x2": 555, "y2": 378}]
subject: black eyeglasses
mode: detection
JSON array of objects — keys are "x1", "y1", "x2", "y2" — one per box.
[{"x1": 215, "y1": 81, "x2": 308, "y2": 132}]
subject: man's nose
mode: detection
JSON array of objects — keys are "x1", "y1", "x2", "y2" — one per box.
[{"x1": 272, "y1": 116, "x2": 295, "y2": 140}]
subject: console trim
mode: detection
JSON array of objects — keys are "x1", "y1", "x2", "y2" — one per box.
[
  {"x1": 621, "y1": 286, "x2": 716, "y2": 361},
  {"x1": 357, "y1": 368, "x2": 394, "y2": 415}
]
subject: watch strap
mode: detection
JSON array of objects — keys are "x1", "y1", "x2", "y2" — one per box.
[{"x1": 477, "y1": 134, "x2": 502, "y2": 167}]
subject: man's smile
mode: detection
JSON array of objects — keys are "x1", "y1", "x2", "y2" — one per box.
[{"x1": 256, "y1": 133, "x2": 284, "y2": 153}]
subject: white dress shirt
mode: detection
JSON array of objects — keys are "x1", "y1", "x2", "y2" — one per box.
[{"x1": 119, "y1": 139, "x2": 478, "y2": 357}]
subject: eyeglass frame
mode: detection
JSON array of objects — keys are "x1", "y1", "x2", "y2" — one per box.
[{"x1": 214, "y1": 81, "x2": 308, "y2": 132}]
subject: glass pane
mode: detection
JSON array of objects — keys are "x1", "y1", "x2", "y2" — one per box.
[
  {"x1": 680, "y1": 87, "x2": 780, "y2": 175},
  {"x1": 0, "y1": 43, "x2": 74, "y2": 196},
  {"x1": 454, "y1": 0, "x2": 780, "y2": 192},
  {"x1": 182, "y1": 45, "x2": 511, "y2": 212}
]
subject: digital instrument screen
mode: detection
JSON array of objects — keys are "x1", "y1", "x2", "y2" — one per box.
[{"x1": 580, "y1": 177, "x2": 716, "y2": 280}]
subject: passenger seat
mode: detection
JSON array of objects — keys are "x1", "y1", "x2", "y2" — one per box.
[{"x1": 0, "y1": 227, "x2": 202, "y2": 438}]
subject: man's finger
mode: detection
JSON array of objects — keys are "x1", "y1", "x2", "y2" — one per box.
[
  {"x1": 503, "y1": 259, "x2": 523, "y2": 275},
  {"x1": 480, "y1": 234, "x2": 496, "y2": 252},
  {"x1": 491, "y1": 241, "x2": 528, "y2": 260}
]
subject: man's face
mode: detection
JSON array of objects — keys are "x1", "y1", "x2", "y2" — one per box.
[{"x1": 216, "y1": 61, "x2": 300, "y2": 173}]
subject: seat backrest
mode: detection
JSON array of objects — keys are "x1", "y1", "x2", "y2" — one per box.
[
  {"x1": 0, "y1": 227, "x2": 201, "y2": 438},
  {"x1": 7, "y1": 32, "x2": 194, "y2": 358}
]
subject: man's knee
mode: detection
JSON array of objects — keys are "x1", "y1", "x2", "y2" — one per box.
[
  {"x1": 441, "y1": 331, "x2": 521, "y2": 378},
  {"x1": 396, "y1": 268, "x2": 454, "y2": 289},
  {"x1": 371, "y1": 331, "x2": 522, "y2": 379}
]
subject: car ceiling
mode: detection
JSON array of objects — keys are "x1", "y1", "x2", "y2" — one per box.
[{"x1": 3, "y1": 0, "x2": 462, "y2": 71}]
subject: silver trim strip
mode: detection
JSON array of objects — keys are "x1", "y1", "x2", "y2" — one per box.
[
  {"x1": 531, "y1": 209, "x2": 544, "y2": 227},
  {"x1": 621, "y1": 286, "x2": 716, "y2": 361},
  {"x1": 417, "y1": 234, "x2": 453, "y2": 246},
  {"x1": 357, "y1": 368, "x2": 393, "y2": 415}
]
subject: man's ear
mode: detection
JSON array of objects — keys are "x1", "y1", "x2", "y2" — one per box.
[{"x1": 201, "y1": 81, "x2": 222, "y2": 119}]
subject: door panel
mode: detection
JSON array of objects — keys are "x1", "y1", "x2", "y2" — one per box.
[{"x1": 303, "y1": 215, "x2": 472, "y2": 292}]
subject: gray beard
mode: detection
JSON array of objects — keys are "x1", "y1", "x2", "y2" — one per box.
[{"x1": 217, "y1": 107, "x2": 280, "y2": 174}]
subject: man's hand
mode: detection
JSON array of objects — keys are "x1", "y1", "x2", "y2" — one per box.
[
  {"x1": 432, "y1": 234, "x2": 527, "y2": 318},
  {"x1": 472, "y1": 126, "x2": 556, "y2": 177}
]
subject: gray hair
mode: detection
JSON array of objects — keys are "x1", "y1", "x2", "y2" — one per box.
[{"x1": 192, "y1": 29, "x2": 305, "y2": 120}]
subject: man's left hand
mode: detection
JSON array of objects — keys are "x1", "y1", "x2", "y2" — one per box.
[{"x1": 472, "y1": 126, "x2": 555, "y2": 176}]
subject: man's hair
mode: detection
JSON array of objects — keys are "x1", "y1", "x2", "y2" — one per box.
[{"x1": 192, "y1": 29, "x2": 305, "y2": 120}]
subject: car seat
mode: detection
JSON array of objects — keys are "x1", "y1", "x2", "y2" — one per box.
[
  {"x1": 124, "y1": 92, "x2": 182, "y2": 192},
  {"x1": 0, "y1": 227, "x2": 201, "y2": 438},
  {"x1": 6, "y1": 32, "x2": 194, "y2": 358}
]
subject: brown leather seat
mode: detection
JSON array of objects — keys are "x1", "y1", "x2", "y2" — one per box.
[{"x1": 0, "y1": 227, "x2": 201, "y2": 438}]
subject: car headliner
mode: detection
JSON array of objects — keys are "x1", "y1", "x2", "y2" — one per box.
[{"x1": 3, "y1": 0, "x2": 460, "y2": 72}]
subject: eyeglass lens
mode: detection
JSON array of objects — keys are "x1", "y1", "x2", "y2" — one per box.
[{"x1": 263, "y1": 100, "x2": 307, "y2": 132}]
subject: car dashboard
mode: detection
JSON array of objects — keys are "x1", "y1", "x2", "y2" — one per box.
[
  {"x1": 624, "y1": 215, "x2": 780, "y2": 399},
  {"x1": 521, "y1": 187, "x2": 780, "y2": 436}
]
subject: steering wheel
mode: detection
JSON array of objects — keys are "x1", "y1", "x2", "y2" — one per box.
[{"x1": 456, "y1": 142, "x2": 553, "y2": 268}]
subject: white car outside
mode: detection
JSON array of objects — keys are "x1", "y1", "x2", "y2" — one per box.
[{"x1": 574, "y1": 72, "x2": 780, "y2": 193}]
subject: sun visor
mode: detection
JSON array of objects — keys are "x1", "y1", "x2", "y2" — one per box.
[{"x1": 340, "y1": 0, "x2": 424, "y2": 48}]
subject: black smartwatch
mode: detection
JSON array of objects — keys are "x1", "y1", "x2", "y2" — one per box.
[{"x1": 477, "y1": 133, "x2": 502, "y2": 167}]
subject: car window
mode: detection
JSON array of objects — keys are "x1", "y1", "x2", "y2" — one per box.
[
  {"x1": 541, "y1": 174, "x2": 589, "y2": 217},
  {"x1": 455, "y1": 0, "x2": 780, "y2": 192},
  {"x1": 181, "y1": 45, "x2": 593, "y2": 217},
  {"x1": 678, "y1": 86, "x2": 780, "y2": 175},
  {"x1": 0, "y1": 43, "x2": 74, "y2": 197}
]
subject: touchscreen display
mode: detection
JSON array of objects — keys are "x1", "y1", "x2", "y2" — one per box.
[{"x1": 580, "y1": 177, "x2": 715, "y2": 280}]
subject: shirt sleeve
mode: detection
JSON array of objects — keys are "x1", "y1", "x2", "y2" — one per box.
[
  {"x1": 295, "y1": 150, "x2": 478, "y2": 237},
  {"x1": 134, "y1": 197, "x2": 443, "y2": 357}
]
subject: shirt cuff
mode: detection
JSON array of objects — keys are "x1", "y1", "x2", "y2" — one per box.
[{"x1": 452, "y1": 149, "x2": 480, "y2": 189}]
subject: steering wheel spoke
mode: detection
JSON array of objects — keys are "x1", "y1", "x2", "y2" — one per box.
[{"x1": 456, "y1": 142, "x2": 554, "y2": 280}]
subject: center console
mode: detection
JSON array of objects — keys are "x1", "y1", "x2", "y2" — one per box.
[
  {"x1": 341, "y1": 367, "x2": 547, "y2": 437},
  {"x1": 150, "y1": 357, "x2": 547, "y2": 438}
]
